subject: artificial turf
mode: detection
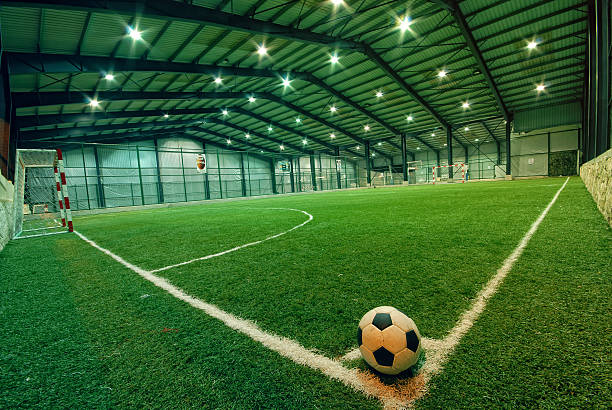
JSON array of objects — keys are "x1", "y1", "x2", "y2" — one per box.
[{"x1": 1, "y1": 176, "x2": 609, "y2": 408}]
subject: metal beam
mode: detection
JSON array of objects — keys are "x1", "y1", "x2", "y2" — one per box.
[
  {"x1": 428, "y1": 0, "x2": 510, "y2": 120},
  {"x1": 5, "y1": 0, "x2": 453, "y2": 133},
  {"x1": 401, "y1": 134, "x2": 407, "y2": 182},
  {"x1": 505, "y1": 119, "x2": 512, "y2": 176},
  {"x1": 190, "y1": 127, "x2": 277, "y2": 156}
]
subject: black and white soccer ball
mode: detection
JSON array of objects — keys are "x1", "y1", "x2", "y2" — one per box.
[{"x1": 357, "y1": 306, "x2": 421, "y2": 375}]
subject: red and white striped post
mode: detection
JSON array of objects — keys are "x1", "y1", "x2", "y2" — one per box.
[
  {"x1": 53, "y1": 164, "x2": 66, "y2": 227},
  {"x1": 56, "y1": 149, "x2": 73, "y2": 232}
]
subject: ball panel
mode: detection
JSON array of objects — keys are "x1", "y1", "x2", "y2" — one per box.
[
  {"x1": 389, "y1": 309, "x2": 417, "y2": 332},
  {"x1": 374, "y1": 306, "x2": 396, "y2": 314},
  {"x1": 373, "y1": 346, "x2": 395, "y2": 367},
  {"x1": 375, "y1": 364, "x2": 401, "y2": 375},
  {"x1": 405, "y1": 329, "x2": 420, "y2": 353},
  {"x1": 382, "y1": 325, "x2": 407, "y2": 354},
  {"x1": 393, "y1": 347, "x2": 419, "y2": 371},
  {"x1": 358, "y1": 308, "x2": 377, "y2": 329},
  {"x1": 361, "y1": 324, "x2": 383, "y2": 351},
  {"x1": 359, "y1": 345, "x2": 377, "y2": 369},
  {"x1": 372, "y1": 313, "x2": 393, "y2": 330}
]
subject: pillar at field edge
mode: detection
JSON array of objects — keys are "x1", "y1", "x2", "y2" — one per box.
[{"x1": 505, "y1": 174, "x2": 513, "y2": 181}]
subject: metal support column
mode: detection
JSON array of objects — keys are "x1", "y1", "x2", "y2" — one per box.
[
  {"x1": 289, "y1": 157, "x2": 295, "y2": 193},
  {"x1": 202, "y1": 142, "x2": 210, "y2": 200},
  {"x1": 239, "y1": 152, "x2": 247, "y2": 196},
  {"x1": 135, "y1": 146, "x2": 146, "y2": 205},
  {"x1": 153, "y1": 138, "x2": 164, "y2": 203},
  {"x1": 505, "y1": 119, "x2": 512, "y2": 176},
  {"x1": 270, "y1": 158, "x2": 278, "y2": 194},
  {"x1": 179, "y1": 147, "x2": 188, "y2": 201},
  {"x1": 80, "y1": 144, "x2": 91, "y2": 209},
  {"x1": 596, "y1": 0, "x2": 610, "y2": 155},
  {"x1": 496, "y1": 140, "x2": 501, "y2": 165},
  {"x1": 296, "y1": 157, "x2": 302, "y2": 192},
  {"x1": 464, "y1": 145, "x2": 469, "y2": 167},
  {"x1": 309, "y1": 154, "x2": 317, "y2": 191},
  {"x1": 365, "y1": 140, "x2": 371, "y2": 185},
  {"x1": 92, "y1": 145, "x2": 106, "y2": 208},
  {"x1": 447, "y1": 128, "x2": 453, "y2": 179},
  {"x1": 401, "y1": 134, "x2": 408, "y2": 182},
  {"x1": 334, "y1": 147, "x2": 342, "y2": 189}
]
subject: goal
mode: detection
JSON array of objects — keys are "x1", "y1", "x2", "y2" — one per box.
[
  {"x1": 13, "y1": 149, "x2": 73, "y2": 239},
  {"x1": 432, "y1": 163, "x2": 467, "y2": 184}
]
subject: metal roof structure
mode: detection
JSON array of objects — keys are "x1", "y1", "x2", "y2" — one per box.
[{"x1": 1, "y1": 0, "x2": 587, "y2": 159}]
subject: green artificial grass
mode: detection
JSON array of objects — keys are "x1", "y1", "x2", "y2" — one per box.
[{"x1": 1, "y1": 177, "x2": 609, "y2": 408}]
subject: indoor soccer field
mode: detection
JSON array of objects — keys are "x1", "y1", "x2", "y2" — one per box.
[
  {"x1": 2, "y1": 177, "x2": 610, "y2": 408},
  {"x1": 1, "y1": 0, "x2": 611, "y2": 408}
]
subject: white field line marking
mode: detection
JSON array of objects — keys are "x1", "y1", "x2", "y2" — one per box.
[
  {"x1": 150, "y1": 208, "x2": 313, "y2": 273},
  {"x1": 14, "y1": 230, "x2": 69, "y2": 240},
  {"x1": 419, "y1": 177, "x2": 570, "y2": 387},
  {"x1": 74, "y1": 227, "x2": 403, "y2": 409}
]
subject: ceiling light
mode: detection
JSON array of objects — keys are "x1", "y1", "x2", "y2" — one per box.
[
  {"x1": 330, "y1": 133, "x2": 336, "y2": 139},
  {"x1": 462, "y1": 101, "x2": 470, "y2": 109},
  {"x1": 371, "y1": 153, "x2": 376, "y2": 157},
  {"x1": 281, "y1": 76, "x2": 291, "y2": 88},
  {"x1": 438, "y1": 70, "x2": 447, "y2": 78},
  {"x1": 330, "y1": 105, "x2": 337, "y2": 113},
  {"x1": 88, "y1": 98, "x2": 99, "y2": 108},
  {"x1": 398, "y1": 16, "x2": 412, "y2": 33},
  {"x1": 406, "y1": 115, "x2": 413, "y2": 121},
  {"x1": 302, "y1": 139, "x2": 307, "y2": 145},
  {"x1": 222, "y1": 109, "x2": 228, "y2": 116},
  {"x1": 128, "y1": 26, "x2": 142, "y2": 41},
  {"x1": 377, "y1": 142, "x2": 382, "y2": 146},
  {"x1": 268, "y1": 126, "x2": 273, "y2": 132},
  {"x1": 256, "y1": 44, "x2": 268, "y2": 56},
  {"x1": 295, "y1": 118, "x2": 301, "y2": 123},
  {"x1": 431, "y1": 132, "x2": 435, "y2": 137},
  {"x1": 536, "y1": 84, "x2": 546, "y2": 92},
  {"x1": 104, "y1": 74, "x2": 114, "y2": 81},
  {"x1": 330, "y1": 54, "x2": 339, "y2": 64},
  {"x1": 356, "y1": 145, "x2": 360, "y2": 150},
  {"x1": 417, "y1": 147, "x2": 421, "y2": 150},
  {"x1": 245, "y1": 133, "x2": 250, "y2": 139},
  {"x1": 248, "y1": 96, "x2": 256, "y2": 103},
  {"x1": 214, "y1": 76, "x2": 223, "y2": 85},
  {"x1": 279, "y1": 144, "x2": 285, "y2": 150},
  {"x1": 375, "y1": 91, "x2": 383, "y2": 98},
  {"x1": 527, "y1": 40, "x2": 538, "y2": 50},
  {"x1": 464, "y1": 126, "x2": 470, "y2": 131},
  {"x1": 226, "y1": 139, "x2": 231, "y2": 145},
  {"x1": 444, "y1": 143, "x2": 447, "y2": 146},
  {"x1": 331, "y1": 0, "x2": 343, "y2": 6},
  {"x1": 364, "y1": 125, "x2": 370, "y2": 131},
  {"x1": 163, "y1": 113, "x2": 169, "y2": 118},
  {"x1": 475, "y1": 138, "x2": 479, "y2": 142}
]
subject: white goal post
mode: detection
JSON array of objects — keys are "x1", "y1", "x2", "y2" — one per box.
[
  {"x1": 432, "y1": 163, "x2": 467, "y2": 184},
  {"x1": 13, "y1": 149, "x2": 74, "y2": 239}
]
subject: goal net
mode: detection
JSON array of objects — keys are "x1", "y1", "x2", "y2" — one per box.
[
  {"x1": 13, "y1": 149, "x2": 74, "y2": 239},
  {"x1": 432, "y1": 163, "x2": 466, "y2": 184}
]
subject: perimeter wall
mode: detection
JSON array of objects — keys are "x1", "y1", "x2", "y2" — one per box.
[{"x1": 580, "y1": 148, "x2": 612, "y2": 225}]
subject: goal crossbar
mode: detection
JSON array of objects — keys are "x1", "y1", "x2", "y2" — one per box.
[{"x1": 432, "y1": 163, "x2": 466, "y2": 184}]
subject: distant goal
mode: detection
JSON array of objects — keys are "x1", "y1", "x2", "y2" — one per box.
[
  {"x1": 432, "y1": 163, "x2": 467, "y2": 184},
  {"x1": 13, "y1": 149, "x2": 74, "y2": 239}
]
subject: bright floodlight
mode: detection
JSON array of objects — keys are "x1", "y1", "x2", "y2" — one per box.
[
  {"x1": 245, "y1": 133, "x2": 251, "y2": 139},
  {"x1": 377, "y1": 142, "x2": 382, "y2": 146},
  {"x1": 268, "y1": 126, "x2": 273, "y2": 132},
  {"x1": 330, "y1": 54, "x2": 340, "y2": 64},
  {"x1": 331, "y1": 0, "x2": 343, "y2": 6},
  {"x1": 104, "y1": 74, "x2": 114, "y2": 81},
  {"x1": 536, "y1": 84, "x2": 546, "y2": 92},
  {"x1": 431, "y1": 132, "x2": 435, "y2": 137},
  {"x1": 438, "y1": 70, "x2": 447, "y2": 78},
  {"x1": 527, "y1": 40, "x2": 538, "y2": 49},
  {"x1": 330, "y1": 105, "x2": 337, "y2": 113},
  {"x1": 406, "y1": 115, "x2": 413, "y2": 121},
  {"x1": 214, "y1": 76, "x2": 223, "y2": 85},
  {"x1": 89, "y1": 98, "x2": 100, "y2": 108},
  {"x1": 257, "y1": 44, "x2": 267, "y2": 56},
  {"x1": 279, "y1": 144, "x2": 285, "y2": 150},
  {"x1": 163, "y1": 113, "x2": 169, "y2": 118},
  {"x1": 475, "y1": 138, "x2": 479, "y2": 142},
  {"x1": 330, "y1": 133, "x2": 336, "y2": 139},
  {"x1": 248, "y1": 96, "x2": 256, "y2": 103},
  {"x1": 222, "y1": 109, "x2": 228, "y2": 116},
  {"x1": 295, "y1": 118, "x2": 301, "y2": 123},
  {"x1": 356, "y1": 145, "x2": 360, "y2": 150},
  {"x1": 281, "y1": 76, "x2": 291, "y2": 88},
  {"x1": 462, "y1": 101, "x2": 470, "y2": 109},
  {"x1": 364, "y1": 125, "x2": 370, "y2": 131},
  {"x1": 375, "y1": 91, "x2": 383, "y2": 98},
  {"x1": 464, "y1": 126, "x2": 470, "y2": 131},
  {"x1": 128, "y1": 26, "x2": 142, "y2": 41},
  {"x1": 416, "y1": 147, "x2": 421, "y2": 150},
  {"x1": 226, "y1": 139, "x2": 231, "y2": 145},
  {"x1": 398, "y1": 16, "x2": 412, "y2": 33},
  {"x1": 302, "y1": 139, "x2": 307, "y2": 145},
  {"x1": 444, "y1": 143, "x2": 448, "y2": 146},
  {"x1": 371, "y1": 153, "x2": 376, "y2": 157}
]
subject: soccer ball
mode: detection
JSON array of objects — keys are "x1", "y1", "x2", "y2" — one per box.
[{"x1": 357, "y1": 306, "x2": 421, "y2": 375}]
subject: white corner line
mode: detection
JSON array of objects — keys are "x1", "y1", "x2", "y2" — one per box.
[
  {"x1": 150, "y1": 208, "x2": 313, "y2": 273},
  {"x1": 419, "y1": 177, "x2": 570, "y2": 383}
]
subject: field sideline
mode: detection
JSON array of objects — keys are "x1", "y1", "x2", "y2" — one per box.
[{"x1": 1, "y1": 177, "x2": 610, "y2": 408}]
